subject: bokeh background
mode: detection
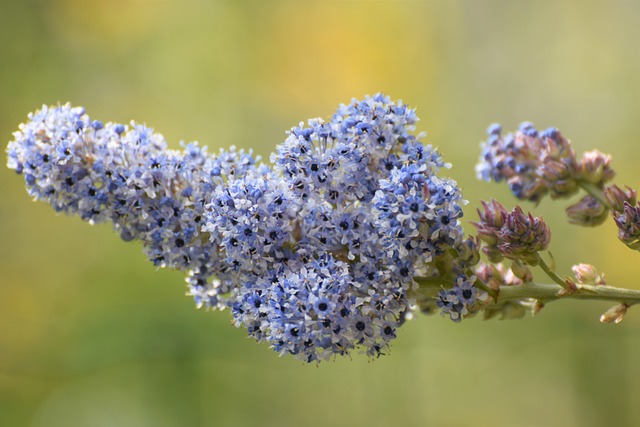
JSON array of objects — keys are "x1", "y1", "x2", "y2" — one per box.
[{"x1": 1, "y1": 1, "x2": 640, "y2": 426}]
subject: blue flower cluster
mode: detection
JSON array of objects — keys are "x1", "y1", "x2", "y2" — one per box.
[
  {"x1": 436, "y1": 275, "x2": 480, "y2": 322},
  {"x1": 7, "y1": 95, "x2": 473, "y2": 362},
  {"x1": 6, "y1": 103, "x2": 259, "y2": 309}
]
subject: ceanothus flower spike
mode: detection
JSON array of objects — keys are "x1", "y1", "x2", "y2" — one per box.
[
  {"x1": 6, "y1": 95, "x2": 494, "y2": 362},
  {"x1": 11, "y1": 96, "x2": 640, "y2": 360}
]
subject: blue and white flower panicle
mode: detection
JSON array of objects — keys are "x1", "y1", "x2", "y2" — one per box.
[
  {"x1": 262, "y1": 94, "x2": 470, "y2": 360},
  {"x1": 7, "y1": 95, "x2": 474, "y2": 362},
  {"x1": 6, "y1": 103, "x2": 262, "y2": 310}
]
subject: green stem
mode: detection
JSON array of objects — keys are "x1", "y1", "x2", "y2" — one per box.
[
  {"x1": 577, "y1": 180, "x2": 613, "y2": 210},
  {"x1": 414, "y1": 277, "x2": 640, "y2": 307},
  {"x1": 538, "y1": 257, "x2": 568, "y2": 289}
]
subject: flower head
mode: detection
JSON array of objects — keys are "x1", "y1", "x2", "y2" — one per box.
[{"x1": 8, "y1": 95, "x2": 469, "y2": 362}]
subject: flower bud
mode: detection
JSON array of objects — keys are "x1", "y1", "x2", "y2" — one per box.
[
  {"x1": 483, "y1": 306, "x2": 501, "y2": 320},
  {"x1": 475, "y1": 262, "x2": 494, "y2": 282},
  {"x1": 475, "y1": 262, "x2": 524, "y2": 287},
  {"x1": 455, "y1": 236, "x2": 481, "y2": 267},
  {"x1": 577, "y1": 150, "x2": 615, "y2": 185},
  {"x1": 540, "y1": 129, "x2": 573, "y2": 158},
  {"x1": 487, "y1": 123, "x2": 502, "y2": 136},
  {"x1": 556, "y1": 278, "x2": 579, "y2": 296},
  {"x1": 482, "y1": 245, "x2": 504, "y2": 263},
  {"x1": 510, "y1": 261, "x2": 533, "y2": 282},
  {"x1": 572, "y1": 263, "x2": 606, "y2": 285},
  {"x1": 537, "y1": 131, "x2": 580, "y2": 199},
  {"x1": 473, "y1": 199, "x2": 507, "y2": 245},
  {"x1": 605, "y1": 185, "x2": 637, "y2": 213},
  {"x1": 497, "y1": 206, "x2": 551, "y2": 264},
  {"x1": 600, "y1": 304, "x2": 628, "y2": 324},
  {"x1": 613, "y1": 202, "x2": 640, "y2": 250},
  {"x1": 508, "y1": 175, "x2": 548, "y2": 202},
  {"x1": 538, "y1": 158, "x2": 572, "y2": 181},
  {"x1": 565, "y1": 195, "x2": 608, "y2": 227},
  {"x1": 537, "y1": 159, "x2": 579, "y2": 199},
  {"x1": 484, "y1": 301, "x2": 527, "y2": 320}
]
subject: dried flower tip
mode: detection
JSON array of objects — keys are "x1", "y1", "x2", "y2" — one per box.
[
  {"x1": 497, "y1": 206, "x2": 551, "y2": 265},
  {"x1": 605, "y1": 185, "x2": 637, "y2": 213},
  {"x1": 600, "y1": 303, "x2": 628, "y2": 324},
  {"x1": 565, "y1": 195, "x2": 608, "y2": 227},
  {"x1": 572, "y1": 263, "x2": 606, "y2": 285},
  {"x1": 577, "y1": 150, "x2": 615, "y2": 185}
]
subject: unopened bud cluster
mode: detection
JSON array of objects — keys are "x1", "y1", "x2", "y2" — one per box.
[
  {"x1": 478, "y1": 123, "x2": 640, "y2": 251},
  {"x1": 473, "y1": 200, "x2": 550, "y2": 265},
  {"x1": 477, "y1": 123, "x2": 614, "y2": 202},
  {"x1": 477, "y1": 124, "x2": 613, "y2": 223}
]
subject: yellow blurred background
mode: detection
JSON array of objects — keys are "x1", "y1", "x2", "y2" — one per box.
[{"x1": 1, "y1": 1, "x2": 640, "y2": 426}]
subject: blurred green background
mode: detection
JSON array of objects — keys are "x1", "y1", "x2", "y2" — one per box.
[{"x1": 1, "y1": 1, "x2": 640, "y2": 426}]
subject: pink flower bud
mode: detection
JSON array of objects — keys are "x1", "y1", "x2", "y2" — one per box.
[{"x1": 572, "y1": 263, "x2": 606, "y2": 285}]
